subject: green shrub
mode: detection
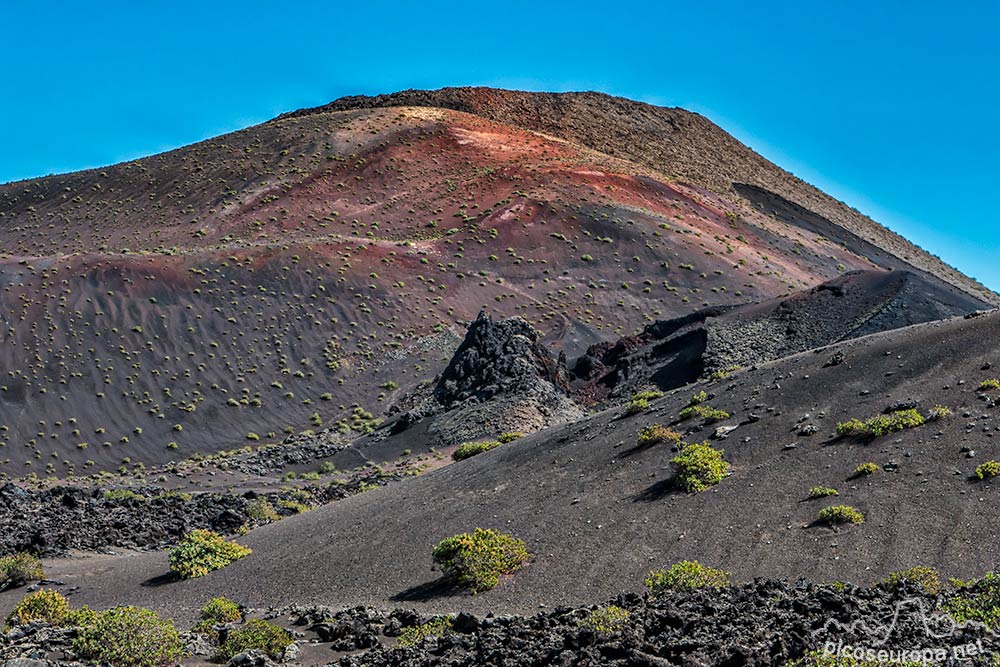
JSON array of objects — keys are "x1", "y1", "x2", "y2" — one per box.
[
  {"x1": 497, "y1": 432, "x2": 524, "y2": 444},
  {"x1": 247, "y1": 498, "x2": 280, "y2": 522},
  {"x1": 0, "y1": 553, "x2": 44, "y2": 589},
  {"x1": 6, "y1": 589, "x2": 71, "y2": 628},
  {"x1": 397, "y1": 617, "x2": 453, "y2": 647},
  {"x1": 787, "y1": 650, "x2": 923, "y2": 666},
  {"x1": 578, "y1": 605, "x2": 630, "y2": 634},
  {"x1": 103, "y1": 489, "x2": 146, "y2": 502},
  {"x1": 199, "y1": 596, "x2": 241, "y2": 626},
  {"x1": 808, "y1": 486, "x2": 839, "y2": 499},
  {"x1": 637, "y1": 424, "x2": 683, "y2": 447},
  {"x1": 168, "y1": 529, "x2": 251, "y2": 579},
  {"x1": 214, "y1": 618, "x2": 292, "y2": 661},
  {"x1": 689, "y1": 390, "x2": 708, "y2": 405},
  {"x1": 883, "y1": 566, "x2": 941, "y2": 594},
  {"x1": 836, "y1": 409, "x2": 925, "y2": 438},
  {"x1": 977, "y1": 460, "x2": 1000, "y2": 480},
  {"x1": 979, "y1": 379, "x2": 1000, "y2": 391},
  {"x1": 671, "y1": 442, "x2": 729, "y2": 492},
  {"x1": 645, "y1": 560, "x2": 730, "y2": 595},
  {"x1": 926, "y1": 405, "x2": 952, "y2": 421},
  {"x1": 631, "y1": 390, "x2": 664, "y2": 401},
  {"x1": 453, "y1": 440, "x2": 501, "y2": 461},
  {"x1": 74, "y1": 606, "x2": 184, "y2": 667},
  {"x1": 818, "y1": 505, "x2": 865, "y2": 525},
  {"x1": 678, "y1": 404, "x2": 730, "y2": 423},
  {"x1": 943, "y1": 572, "x2": 1000, "y2": 628},
  {"x1": 854, "y1": 462, "x2": 880, "y2": 477},
  {"x1": 432, "y1": 528, "x2": 529, "y2": 592},
  {"x1": 624, "y1": 397, "x2": 650, "y2": 415}
]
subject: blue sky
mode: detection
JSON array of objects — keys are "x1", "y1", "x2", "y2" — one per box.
[{"x1": 4, "y1": 1, "x2": 998, "y2": 288}]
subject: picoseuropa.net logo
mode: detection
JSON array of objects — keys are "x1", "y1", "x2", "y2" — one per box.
[{"x1": 812, "y1": 596, "x2": 997, "y2": 665}]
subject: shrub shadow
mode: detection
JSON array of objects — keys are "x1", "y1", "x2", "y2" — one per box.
[
  {"x1": 391, "y1": 576, "x2": 464, "y2": 602},
  {"x1": 141, "y1": 572, "x2": 177, "y2": 588},
  {"x1": 632, "y1": 478, "x2": 679, "y2": 502}
]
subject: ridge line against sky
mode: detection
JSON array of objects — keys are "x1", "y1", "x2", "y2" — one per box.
[{"x1": 2, "y1": 0, "x2": 997, "y2": 288}]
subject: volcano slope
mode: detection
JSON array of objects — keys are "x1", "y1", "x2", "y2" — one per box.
[
  {"x1": 0, "y1": 89, "x2": 991, "y2": 476},
  {"x1": 16, "y1": 308, "x2": 1000, "y2": 623}
]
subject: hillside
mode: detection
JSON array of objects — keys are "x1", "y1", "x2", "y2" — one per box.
[{"x1": 2, "y1": 90, "x2": 987, "y2": 474}]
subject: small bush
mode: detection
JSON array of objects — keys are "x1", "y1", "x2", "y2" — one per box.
[
  {"x1": 168, "y1": 529, "x2": 251, "y2": 579},
  {"x1": 632, "y1": 390, "x2": 664, "y2": 401},
  {"x1": 215, "y1": 618, "x2": 292, "y2": 661},
  {"x1": 432, "y1": 528, "x2": 529, "y2": 592},
  {"x1": 645, "y1": 560, "x2": 730, "y2": 595},
  {"x1": 818, "y1": 505, "x2": 865, "y2": 525},
  {"x1": 624, "y1": 397, "x2": 650, "y2": 415},
  {"x1": 453, "y1": 440, "x2": 501, "y2": 461},
  {"x1": 0, "y1": 553, "x2": 44, "y2": 589},
  {"x1": 977, "y1": 460, "x2": 1000, "y2": 480},
  {"x1": 943, "y1": 572, "x2": 1000, "y2": 628},
  {"x1": 397, "y1": 617, "x2": 453, "y2": 647},
  {"x1": 74, "y1": 606, "x2": 184, "y2": 667},
  {"x1": 854, "y1": 462, "x2": 880, "y2": 477},
  {"x1": 808, "y1": 486, "x2": 839, "y2": 499},
  {"x1": 979, "y1": 379, "x2": 1000, "y2": 391},
  {"x1": 671, "y1": 442, "x2": 729, "y2": 492},
  {"x1": 246, "y1": 498, "x2": 280, "y2": 522},
  {"x1": 199, "y1": 596, "x2": 241, "y2": 626},
  {"x1": 637, "y1": 424, "x2": 683, "y2": 447},
  {"x1": 6, "y1": 589, "x2": 71, "y2": 628},
  {"x1": 103, "y1": 489, "x2": 146, "y2": 502},
  {"x1": 678, "y1": 404, "x2": 730, "y2": 423},
  {"x1": 837, "y1": 409, "x2": 925, "y2": 438},
  {"x1": 926, "y1": 405, "x2": 952, "y2": 421},
  {"x1": 578, "y1": 605, "x2": 630, "y2": 634},
  {"x1": 497, "y1": 432, "x2": 524, "y2": 444},
  {"x1": 883, "y1": 566, "x2": 941, "y2": 594},
  {"x1": 689, "y1": 390, "x2": 708, "y2": 405}
]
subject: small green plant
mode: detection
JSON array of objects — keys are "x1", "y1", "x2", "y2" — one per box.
[
  {"x1": 453, "y1": 440, "x2": 501, "y2": 461},
  {"x1": 578, "y1": 605, "x2": 630, "y2": 634},
  {"x1": 6, "y1": 589, "x2": 71, "y2": 628},
  {"x1": 671, "y1": 442, "x2": 729, "y2": 492},
  {"x1": 168, "y1": 529, "x2": 251, "y2": 579},
  {"x1": 977, "y1": 461, "x2": 1000, "y2": 480},
  {"x1": 645, "y1": 560, "x2": 730, "y2": 595},
  {"x1": 943, "y1": 572, "x2": 1000, "y2": 629},
  {"x1": 74, "y1": 606, "x2": 185, "y2": 667},
  {"x1": 979, "y1": 379, "x2": 1000, "y2": 391},
  {"x1": 625, "y1": 398, "x2": 650, "y2": 415},
  {"x1": 689, "y1": 390, "x2": 708, "y2": 405},
  {"x1": 854, "y1": 462, "x2": 880, "y2": 477},
  {"x1": 497, "y1": 432, "x2": 524, "y2": 444},
  {"x1": 0, "y1": 553, "x2": 44, "y2": 589},
  {"x1": 837, "y1": 409, "x2": 925, "y2": 438},
  {"x1": 819, "y1": 505, "x2": 865, "y2": 525},
  {"x1": 194, "y1": 596, "x2": 241, "y2": 633},
  {"x1": 103, "y1": 489, "x2": 146, "y2": 502},
  {"x1": 397, "y1": 616, "x2": 453, "y2": 647},
  {"x1": 926, "y1": 405, "x2": 952, "y2": 421},
  {"x1": 432, "y1": 528, "x2": 529, "y2": 592},
  {"x1": 678, "y1": 404, "x2": 730, "y2": 423},
  {"x1": 637, "y1": 424, "x2": 683, "y2": 447},
  {"x1": 882, "y1": 566, "x2": 941, "y2": 594},
  {"x1": 214, "y1": 618, "x2": 292, "y2": 661},
  {"x1": 246, "y1": 498, "x2": 280, "y2": 522},
  {"x1": 808, "y1": 486, "x2": 839, "y2": 499}
]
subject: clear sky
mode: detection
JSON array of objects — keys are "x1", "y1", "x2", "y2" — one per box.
[{"x1": 3, "y1": 1, "x2": 998, "y2": 288}]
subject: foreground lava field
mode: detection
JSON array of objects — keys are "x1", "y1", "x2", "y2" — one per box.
[{"x1": 1, "y1": 88, "x2": 999, "y2": 667}]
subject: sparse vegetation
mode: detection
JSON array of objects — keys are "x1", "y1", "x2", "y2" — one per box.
[
  {"x1": 818, "y1": 505, "x2": 865, "y2": 525},
  {"x1": 671, "y1": 442, "x2": 729, "y2": 492},
  {"x1": 678, "y1": 404, "x2": 730, "y2": 423},
  {"x1": 637, "y1": 423, "x2": 683, "y2": 447},
  {"x1": 0, "y1": 552, "x2": 44, "y2": 590},
  {"x1": 854, "y1": 462, "x2": 880, "y2": 477},
  {"x1": 578, "y1": 605, "x2": 630, "y2": 634},
  {"x1": 943, "y1": 572, "x2": 1000, "y2": 629},
  {"x1": 808, "y1": 485, "x2": 839, "y2": 499},
  {"x1": 837, "y1": 409, "x2": 925, "y2": 438},
  {"x1": 74, "y1": 606, "x2": 185, "y2": 667},
  {"x1": 168, "y1": 529, "x2": 251, "y2": 579},
  {"x1": 397, "y1": 617, "x2": 453, "y2": 647},
  {"x1": 645, "y1": 560, "x2": 730, "y2": 595},
  {"x1": 977, "y1": 460, "x2": 1000, "y2": 480},
  {"x1": 453, "y1": 440, "x2": 502, "y2": 461},
  {"x1": 214, "y1": 618, "x2": 292, "y2": 662},
  {"x1": 6, "y1": 589, "x2": 71, "y2": 628},
  {"x1": 883, "y1": 566, "x2": 941, "y2": 594},
  {"x1": 432, "y1": 528, "x2": 529, "y2": 592},
  {"x1": 979, "y1": 379, "x2": 1000, "y2": 391}
]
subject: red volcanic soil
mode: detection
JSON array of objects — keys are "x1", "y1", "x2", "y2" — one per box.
[{"x1": 0, "y1": 97, "x2": 990, "y2": 475}]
